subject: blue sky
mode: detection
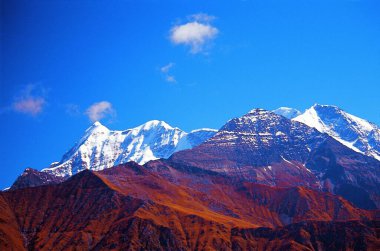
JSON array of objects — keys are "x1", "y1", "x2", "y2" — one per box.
[{"x1": 1, "y1": 0, "x2": 380, "y2": 188}]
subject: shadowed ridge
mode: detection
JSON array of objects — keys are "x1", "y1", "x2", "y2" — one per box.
[
  {"x1": 146, "y1": 158, "x2": 231, "y2": 179},
  {"x1": 63, "y1": 168, "x2": 114, "y2": 190},
  {"x1": 231, "y1": 220, "x2": 380, "y2": 250},
  {"x1": 10, "y1": 167, "x2": 64, "y2": 190},
  {"x1": 236, "y1": 183, "x2": 372, "y2": 224},
  {"x1": 306, "y1": 137, "x2": 380, "y2": 209},
  {"x1": 95, "y1": 161, "x2": 148, "y2": 176}
]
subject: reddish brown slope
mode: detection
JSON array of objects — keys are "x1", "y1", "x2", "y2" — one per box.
[
  {"x1": 1, "y1": 162, "x2": 378, "y2": 250},
  {"x1": 0, "y1": 194, "x2": 25, "y2": 250},
  {"x1": 231, "y1": 220, "x2": 380, "y2": 251}
]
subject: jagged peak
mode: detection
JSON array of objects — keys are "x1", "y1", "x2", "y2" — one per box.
[
  {"x1": 84, "y1": 121, "x2": 110, "y2": 135},
  {"x1": 134, "y1": 120, "x2": 178, "y2": 131}
]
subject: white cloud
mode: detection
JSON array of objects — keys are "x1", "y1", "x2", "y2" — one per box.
[
  {"x1": 13, "y1": 97, "x2": 45, "y2": 116},
  {"x1": 12, "y1": 84, "x2": 47, "y2": 116},
  {"x1": 160, "y1": 62, "x2": 177, "y2": 83},
  {"x1": 160, "y1": 62, "x2": 174, "y2": 74},
  {"x1": 85, "y1": 101, "x2": 115, "y2": 122},
  {"x1": 170, "y1": 13, "x2": 218, "y2": 54}
]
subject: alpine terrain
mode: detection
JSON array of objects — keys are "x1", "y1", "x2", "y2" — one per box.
[
  {"x1": 42, "y1": 120, "x2": 217, "y2": 177},
  {"x1": 2, "y1": 104, "x2": 380, "y2": 250},
  {"x1": 294, "y1": 104, "x2": 380, "y2": 161}
]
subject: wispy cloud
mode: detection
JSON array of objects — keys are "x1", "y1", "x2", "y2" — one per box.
[
  {"x1": 85, "y1": 101, "x2": 115, "y2": 122},
  {"x1": 160, "y1": 62, "x2": 176, "y2": 83},
  {"x1": 160, "y1": 62, "x2": 174, "y2": 74},
  {"x1": 12, "y1": 84, "x2": 47, "y2": 116},
  {"x1": 170, "y1": 13, "x2": 218, "y2": 54}
]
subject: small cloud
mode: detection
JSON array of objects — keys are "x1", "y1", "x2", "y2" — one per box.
[
  {"x1": 160, "y1": 62, "x2": 174, "y2": 74},
  {"x1": 160, "y1": 62, "x2": 177, "y2": 83},
  {"x1": 85, "y1": 101, "x2": 115, "y2": 122},
  {"x1": 170, "y1": 13, "x2": 218, "y2": 54},
  {"x1": 12, "y1": 84, "x2": 47, "y2": 116}
]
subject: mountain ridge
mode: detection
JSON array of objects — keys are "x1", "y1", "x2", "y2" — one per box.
[
  {"x1": 294, "y1": 104, "x2": 380, "y2": 161},
  {"x1": 170, "y1": 108, "x2": 380, "y2": 209},
  {"x1": 2, "y1": 161, "x2": 378, "y2": 250},
  {"x1": 41, "y1": 120, "x2": 217, "y2": 177}
]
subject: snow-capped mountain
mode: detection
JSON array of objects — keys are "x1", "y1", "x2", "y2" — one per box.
[
  {"x1": 294, "y1": 104, "x2": 380, "y2": 160},
  {"x1": 171, "y1": 108, "x2": 327, "y2": 186},
  {"x1": 272, "y1": 107, "x2": 301, "y2": 119},
  {"x1": 42, "y1": 120, "x2": 217, "y2": 177},
  {"x1": 171, "y1": 108, "x2": 380, "y2": 209}
]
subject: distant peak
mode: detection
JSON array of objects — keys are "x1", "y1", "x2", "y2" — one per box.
[
  {"x1": 311, "y1": 104, "x2": 339, "y2": 110},
  {"x1": 137, "y1": 120, "x2": 175, "y2": 131},
  {"x1": 272, "y1": 107, "x2": 301, "y2": 119}
]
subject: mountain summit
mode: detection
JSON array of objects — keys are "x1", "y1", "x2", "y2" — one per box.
[
  {"x1": 294, "y1": 104, "x2": 380, "y2": 160},
  {"x1": 42, "y1": 120, "x2": 216, "y2": 177},
  {"x1": 272, "y1": 107, "x2": 301, "y2": 119},
  {"x1": 171, "y1": 108, "x2": 380, "y2": 209}
]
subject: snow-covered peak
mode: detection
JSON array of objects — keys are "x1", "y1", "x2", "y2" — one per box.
[
  {"x1": 42, "y1": 120, "x2": 217, "y2": 177},
  {"x1": 272, "y1": 107, "x2": 301, "y2": 119},
  {"x1": 294, "y1": 104, "x2": 380, "y2": 160},
  {"x1": 136, "y1": 120, "x2": 175, "y2": 131},
  {"x1": 87, "y1": 121, "x2": 108, "y2": 131},
  {"x1": 92, "y1": 121, "x2": 102, "y2": 127},
  {"x1": 219, "y1": 108, "x2": 305, "y2": 136},
  {"x1": 82, "y1": 121, "x2": 109, "y2": 138}
]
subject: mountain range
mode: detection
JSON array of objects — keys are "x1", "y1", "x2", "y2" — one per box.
[
  {"x1": 1, "y1": 161, "x2": 378, "y2": 250},
  {"x1": 2, "y1": 104, "x2": 380, "y2": 250},
  {"x1": 42, "y1": 120, "x2": 217, "y2": 177}
]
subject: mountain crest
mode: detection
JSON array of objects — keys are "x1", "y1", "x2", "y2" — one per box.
[
  {"x1": 42, "y1": 120, "x2": 216, "y2": 177},
  {"x1": 272, "y1": 107, "x2": 301, "y2": 119},
  {"x1": 294, "y1": 104, "x2": 380, "y2": 160}
]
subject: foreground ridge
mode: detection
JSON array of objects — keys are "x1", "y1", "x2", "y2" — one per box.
[{"x1": 1, "y1": 162, "x2": 379, "y2": 250}]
